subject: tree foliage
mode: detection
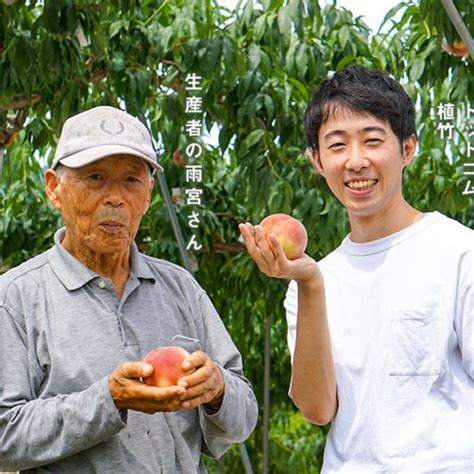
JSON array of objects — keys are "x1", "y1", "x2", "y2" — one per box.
[{"x1": 1, "y1": 0, "x2": 473, "y2": 471}]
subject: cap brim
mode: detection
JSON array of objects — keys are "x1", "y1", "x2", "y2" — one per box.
[{"x1": 54, "y1": 144, "x2": 164, "y2": 173}]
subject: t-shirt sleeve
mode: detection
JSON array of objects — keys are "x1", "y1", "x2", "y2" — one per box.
[
  {"x1": 283, "y1": 279, "x2": 298, "y2": 364},
  {"x1": 454, "y1": 248, "x2": 474, "y2": 379}
]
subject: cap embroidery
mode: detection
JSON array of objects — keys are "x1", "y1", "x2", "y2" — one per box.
[{"x1": 100, "y1": 119, "x2": 125, "y2": 135}]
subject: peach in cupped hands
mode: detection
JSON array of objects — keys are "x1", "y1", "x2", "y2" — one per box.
[
  {"x1": 142, "y1": 346, "x2": 194, "y2": 387},
  {"x1": 259, "y1": 213, "x2": 308, "y2": 260}
]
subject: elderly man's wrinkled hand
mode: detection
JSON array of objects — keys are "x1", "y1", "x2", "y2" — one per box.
[
  {"x1": 109, "y1": 362, "x2": 186, "y2": 414},
  {"x1": 176, "y1": 351, "x2": 225, "y2": 410}
]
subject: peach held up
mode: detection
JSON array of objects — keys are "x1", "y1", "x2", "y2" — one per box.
[{"x1": 259, "y1": 213, "x2": 308, "y2": 260}]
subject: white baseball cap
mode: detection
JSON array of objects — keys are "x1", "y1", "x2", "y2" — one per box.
[{"x1": 52, "y1": 106, "x2": 164, "y2": 173}]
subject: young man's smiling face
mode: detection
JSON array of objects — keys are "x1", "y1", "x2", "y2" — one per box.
[{"x1": 309, "y1": 105, "x2": 417, "y2": 222}]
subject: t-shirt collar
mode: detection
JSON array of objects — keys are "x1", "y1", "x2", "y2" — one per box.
[
  {"x1": 341, "y1": 211, "x2": 442, "y2": 256},
  {"x1": 47, "y1": 227, "x2": 156, "y2": 290}
]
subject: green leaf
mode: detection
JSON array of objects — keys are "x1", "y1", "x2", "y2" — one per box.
[
  {"x1": 222, "y1": 37, "x2": 234, "y2": 70},
  {"x1": 110, "y1": 51, "x2": 126, "y2": 72},
  {"x1": 200, "y1": 39, "x2": 222, "y2": 72},
  {"x1": 295, "y1": 43, "x2": 308, "y2": 77},
  {"x1": 66, "y1": 5, "x2": 78, "y2": 32},
  {"x1": 254, "y1": 14, "x2": 267, "y2": 41},
  {"x1": 158, "y1": 26, "x2": 173, "y2": 53},
  {"x1": 433, "y1": 175, "x2": 445, "y2": 193},
  {"x1": 339, "y1": 25, "x2": 349, "y2": 49},
  {"x1": 287, "y1": 77, "x2": 308, "y2": 100},
  {"x1": 281, "y1": 181, "x2": 293, "y2": 214},
  {"x1": 109, "y1": 20, "x2": 124, "y2": 38},
  {"x1": 409, "y1": 57, "x2": 425, "y2": 81},
  {"x1": 43, "y1": 0, "x2": 60, "y2": 33},
  {"x1": 268, "y1": 181, "x2": 283, "y2": 213},
  {"x1": 248, "y1": 44, "x2": 261, "y2": 71},
  {"x1": 243, "y1": 129, "x2": 265, "y2": 149},
  {"x1": 219, "y1": 126, "x2": 232, "y2": 151},
  {"x1": 380, "y1": 1, "x2": 408, "y2": 32},
  {"x1": 277, "y1": 5, "x2": 291, "y2": 35},
  {"x1": 336, "y1": 54, "x2": 356, "y2": 70},
  {"x1": 242, "y1": 0, "x2": 254, "y2": 26},
  {"x1": 263, "y1": 94, "x2": 275, "y2": 121}
]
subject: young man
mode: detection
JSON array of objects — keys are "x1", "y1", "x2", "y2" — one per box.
[
  {"x1": 0, "y1": 106, "x2": 258, "y2": 472},
  {"x1": 240, "y1": 66, "x2": 473, "y2": 473}
]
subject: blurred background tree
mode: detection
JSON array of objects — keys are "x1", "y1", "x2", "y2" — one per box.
[{"x1": 1, "y1": 0, "x2": 472, "y2": 472}]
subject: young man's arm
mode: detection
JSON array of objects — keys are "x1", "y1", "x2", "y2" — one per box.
[
  {"x1": 239, "y1": 223, "x2": 337, "y2": 425},
  {"x1": 290, "y1": 276, "x2": 337, "y2": 425}
]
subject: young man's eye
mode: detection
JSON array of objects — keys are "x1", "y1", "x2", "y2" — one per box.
[
  {"x1": 366, "y1": 138, "x2": 382, "y2": 145},
  {"x1": 329, "y1": 142, "x2": 345, "y2": 149},
  {"x1": 126, "y1": 176, "x2": 141, "y2": 183}
]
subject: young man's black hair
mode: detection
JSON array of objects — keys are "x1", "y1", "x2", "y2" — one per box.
[{"x1": 304, "y1": 65, "x2": 417, "y2": 152}]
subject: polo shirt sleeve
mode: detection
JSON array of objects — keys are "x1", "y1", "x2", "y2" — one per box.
[
  {"x1": 0, "y1": 303, "x2": 126, "y2": 471},
  {"x1": 194, "y1": 291, "x2": 258, "y2": 459},
  {"x1": 454, "y1": 250, "x2": 474, "y2": 379}
]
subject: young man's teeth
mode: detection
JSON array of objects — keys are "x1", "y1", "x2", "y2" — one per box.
[{"x1": 348, "y1": 180, "x2": 375, "y2": 190}]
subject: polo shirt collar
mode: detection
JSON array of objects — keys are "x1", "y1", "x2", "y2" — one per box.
[
  {"x1": 129, "y1": 240, "x2": 156, "y2": 282},
  {"x1": 47, "y1": 227, "x2": 156, "y2": 291}
]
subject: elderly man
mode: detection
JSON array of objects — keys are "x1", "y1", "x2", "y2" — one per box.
[{"x1": 0, "y1": 106, "x2": 258, "y2": 473}]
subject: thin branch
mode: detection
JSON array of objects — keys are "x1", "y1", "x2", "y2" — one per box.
[
  {"x1": 0, "y1": 108, "x2": 27, "y2": 146},
  {"x1": 213, "y1": 242, "x2": 246, "y2": 253},
  {"x1": 0, "y1": 93, "x2": 42, "y2": 112}
]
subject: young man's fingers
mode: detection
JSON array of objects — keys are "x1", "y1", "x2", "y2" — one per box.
[
  {"x1": 253, "y1": 226, "x2": 279, "y2": 267},
  {"x1": 253, "y1": 225, "x2": 269, "y2": 251},
  {"x1": 240, "y1": 223, "x2": 284, "y2": 276},
  {"x1": 238, "y1": 222, "x2": 253, "y2": 239},
  {"x1": 239, "y1": 223, "x2": 274, "y2": 272},
  {"x1": 239, "y1": 224, "x2": 260, "y2": 257},
  {"x1": 268, "y1": 234, "x2": 289, "y2": 266},
  {"x1": 239, "y1": 223, "x2": 256, "y2": 245}
]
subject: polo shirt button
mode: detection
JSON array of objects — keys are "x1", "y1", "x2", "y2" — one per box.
[{"x1": 98, "y1": 280, "x2": 106, "y2": 289}]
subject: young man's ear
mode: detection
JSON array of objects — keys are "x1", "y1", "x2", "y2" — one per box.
[
  {"x1": 402, "y1": 133, "x2": 417, "y2": 168},
  {"x1": 305, "y1": 147, "x2": 325, "y2": 176},
  {"x1": 44, "y1": 169, "x2": 63, "y2": 211}
]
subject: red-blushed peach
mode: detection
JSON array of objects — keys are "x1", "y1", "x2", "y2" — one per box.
[
  {"x1": 143, "y1": 346, "x2": 194, "y2": 387},
  {"x1": 259, "y1": 213, "x2": 308, "y2": 260},
  {"x1": 442, "y1": 38, "x2": 469, "y2": 57}
]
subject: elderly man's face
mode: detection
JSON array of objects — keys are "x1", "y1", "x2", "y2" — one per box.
[{"x1": 46, "y1": 155, "x2": 154, "y2": 255}]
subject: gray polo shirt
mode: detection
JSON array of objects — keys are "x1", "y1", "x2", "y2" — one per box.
[{"x1": 0, "y1": 228, "x2": 258, "y2": 473}]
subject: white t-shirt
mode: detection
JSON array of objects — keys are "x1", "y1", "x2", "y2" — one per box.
[{"x1": 284, "y1": 211, "x2": 473, "y2": 473}]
